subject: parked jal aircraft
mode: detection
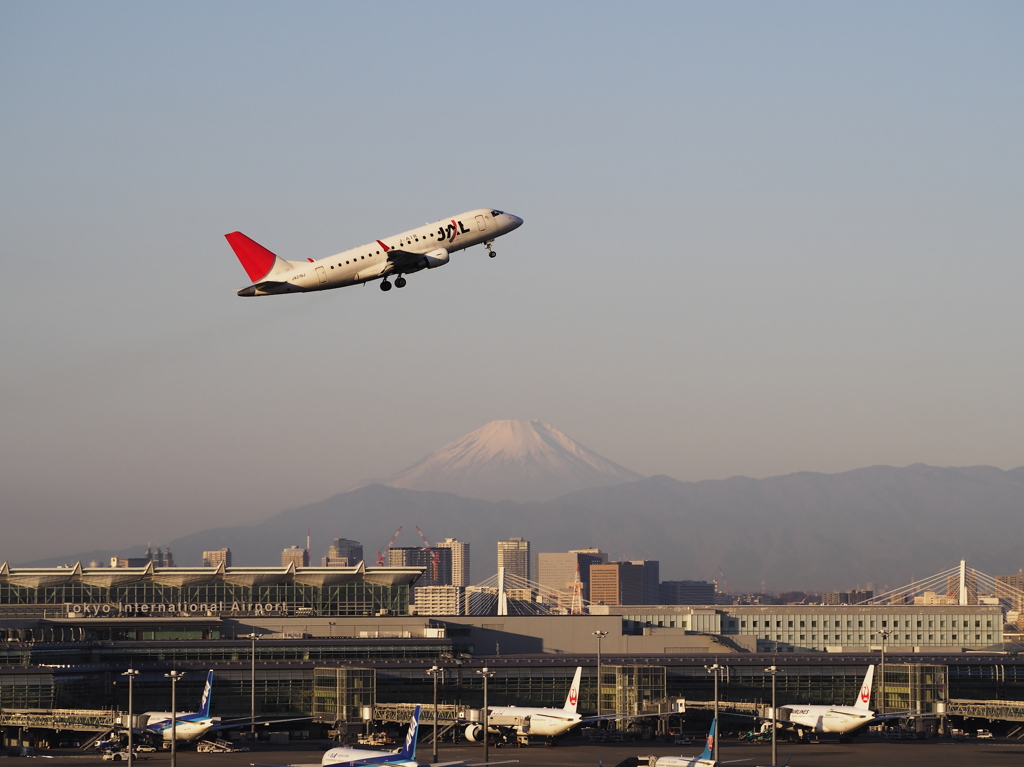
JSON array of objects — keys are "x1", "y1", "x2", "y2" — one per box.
[
  {"x1": 225, "y1": 209, "x2": 523, "y2": 296},
  {"x1": 465, "y1": 666, "x2": 651, "y2": 744},
  {"x1": 138, "y1": 670, "x2": 219, "y2": 742},
  {"x1": 766, "y1": 664, "x2": 880, "y2": 737}
]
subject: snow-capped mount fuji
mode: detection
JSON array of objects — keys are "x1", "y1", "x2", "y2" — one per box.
[{"x1": 369, "y1": 420, "x2": 644, "y2": 502}]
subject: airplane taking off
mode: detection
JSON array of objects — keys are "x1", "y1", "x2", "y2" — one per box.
[
  {"x1": 465, "y1": 666, "x2": 651, "y2": 745},
  {"x1": 225, "y1": 208, "x2": 523, "y2": 296},
  {"x1": 138, "y1": 670, "x2": 219, "y2": 742}
]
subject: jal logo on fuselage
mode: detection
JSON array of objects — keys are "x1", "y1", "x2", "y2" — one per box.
[{"x1": 437, "y1": 219, "x2": 469, "y2": 244}]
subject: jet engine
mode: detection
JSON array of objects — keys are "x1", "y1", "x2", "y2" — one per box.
[
  {"x1": 418, "y1": 248, "x2": 450, "y2": 269},
  {"x1": 464, "y1": 724, "x2": 485, "y2": 742}
]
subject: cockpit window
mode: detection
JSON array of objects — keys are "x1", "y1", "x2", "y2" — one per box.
[{"x1": 491, "y1": 210, "x2": 503, "y2": 216}]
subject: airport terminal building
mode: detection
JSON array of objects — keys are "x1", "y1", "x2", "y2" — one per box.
[{"x1": 1, "y1": 563, "x2": 1022, "y2": 746}]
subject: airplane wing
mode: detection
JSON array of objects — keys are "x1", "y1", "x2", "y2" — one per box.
[{"x1": 383, "y1": 248, "x2": 427, "y2": 271}]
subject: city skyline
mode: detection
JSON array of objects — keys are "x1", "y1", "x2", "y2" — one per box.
[{"x1": 3, "y1": 4, "x2": 1023, "y2": 566}]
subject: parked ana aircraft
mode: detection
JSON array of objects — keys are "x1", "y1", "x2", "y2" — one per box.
[
  {"x1": 225, "y1": 208, "x2": 523, "y2": 296},
  {"x1": 465, "y1": 666, "x2": 650, "y2": 744},
  {"x1": 766, "y1": 664, "x2": 879, "y2": 737},
  {"x1": 138, "y1": 670, "x2": 219, "y2": 742},
  {"x1": 258, "y1": 706, "x2": 505, "y2": 767}
]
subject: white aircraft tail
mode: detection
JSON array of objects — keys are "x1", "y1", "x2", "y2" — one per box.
[
  {"x1": 562, "y1": 666, "x2": 583, "y2": 712},
  {"x1": 854, "y1": 665, "x2": 875, "y2": 710}
]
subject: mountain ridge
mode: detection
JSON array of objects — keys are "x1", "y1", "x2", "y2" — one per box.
[{"x1": 18, "y1": 462, "x2": 1024, "y2": 592}]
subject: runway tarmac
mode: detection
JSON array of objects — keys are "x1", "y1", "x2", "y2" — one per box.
[{"x1": 18, "y1": 736, "x2": 1024, "y2": 767}]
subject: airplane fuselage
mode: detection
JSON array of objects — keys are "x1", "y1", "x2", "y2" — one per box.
[
  {"x1": 233, "y1": 208, "x2": 522, "y2": 296},
  {"x1": 650, "y1": 758, "x2": 714, "y2": 767},
  {"x1": 140, "y1": 712, "x2": 219, "y2": 742},
  {"x1": 320, "y1": 746, "x2": 416, "y2": 767},
  {"x1": 778, "y1": 704, "x2": 875, "y2": 734},
  {"x1": 473, "y1": 706, "x2": 583, "y2": 738}
]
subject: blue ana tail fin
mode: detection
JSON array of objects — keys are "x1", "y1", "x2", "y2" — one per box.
[
  {"x1": 398, "y1": 706, "x2": 420, "y2": 761},
  {"x1": 198, "y1": 671, "x2": 214, "y2": 718},
  {"x1": 698, "y1": 719, "x2": 716, "y2": 762}
]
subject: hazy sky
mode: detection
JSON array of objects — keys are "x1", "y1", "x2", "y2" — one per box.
[{"x1": 2, "y1": 2, "x2": 1022, "y2": 565}]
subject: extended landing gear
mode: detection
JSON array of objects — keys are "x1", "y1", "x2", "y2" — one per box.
[
  {"x1": 380, "y1": 280, "x2": 392, "y2": 291},
  {"x1": 395, "y1": 276, "x2": 407, "y2": 288},
  {"x1": 485, "y1": 240, "x2": 497, "y2": 258},
  {"x1": 380, "y1": 277, "x2": 407, "y2": 292}
]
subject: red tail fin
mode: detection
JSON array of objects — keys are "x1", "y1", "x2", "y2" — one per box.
[{"x1": 225, "y1": 232, "x2": 278, "y2": 282}]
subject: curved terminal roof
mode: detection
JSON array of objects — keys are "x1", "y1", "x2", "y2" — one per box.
[{"x1": 0, "y1": 562, "x2": 422, "y2": 590}]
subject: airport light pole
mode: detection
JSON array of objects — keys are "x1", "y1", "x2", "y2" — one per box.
[
  {"x1": 165, "y1": 670, "x2": 182, "y2": 767},
  {"x1": 764, "y1": 665, "x2": 777, "y2": 767},
  {"x1": 704, "y1": 663, "x2": 722, "y2": 763},
  {"x1": 123, "y1": 669, "x2": 139, "y2": 767},
  {"x1": 592, "y1": 630, "x2": 608, "y2": 717},
  {"x1": 428, "y1": 665, "x2": 441, "y2": 763},
  {"x1": 477, "y1": 667, "x2": 494, "y2": 763},
  {"x1": 246, "y1": 632, "x2": 260, "y2": 736},
  {"x1": 878, "y1": 629, "x2": 892, "y2": 717}
]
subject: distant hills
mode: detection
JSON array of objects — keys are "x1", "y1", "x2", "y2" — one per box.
[{"x1": 20, "y1": 421, "x2": 1024, "y2": 592}]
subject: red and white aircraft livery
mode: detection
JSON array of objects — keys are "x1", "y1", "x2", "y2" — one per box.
[
  {"x1": 465, "y1": 666, "x2": 652, "y2": 745},
  {"x1": 225, "y1": 209, "x2": 523, "y2": 296},
  {"x1": 763, "y1": 665, "x2": 879, "y2": 737}
]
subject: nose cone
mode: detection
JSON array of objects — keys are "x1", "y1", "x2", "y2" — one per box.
[{"x1": 506, "y1": 213, "x2": 524, "y2": 231}]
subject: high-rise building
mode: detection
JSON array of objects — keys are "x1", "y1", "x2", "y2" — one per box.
[
  {"x1": 996, "y1": 570, "x2": 1024, "y2": 611},
  {"x1": 144, "y1": 544, "x2": 175, "y2": 568},
  {"x1": 630, "y1": 560, "x2": 661, "y2": 604},
  {"x1": 322, "y1": 538, "x2": 363, "y2": 567},
  {"x1": 412, "y1": 585, "x2": 465, "y2": 615},
  {"x1": 281, "y1": 545, "x2": 309, "y2": 568},
  {"x1": 589, "y1": 561, "x2": 646, "y2": 605},
  {"x1": 436, "y1": 538, "x2": 470, "y2": 586},
  {"x1": 202, "y1": 548, "x2": 232, "y2": 568},
  {"x1": 661, "y1": 580, "x2": 716, "y2": 605},
  {"x1": 389, "y1": 547, "x2": 453, "y2": 589},
  {"x1": 537, "y1": 550, "x2": 607, "y2": 603},
  {"x1": 497, "y1": 537, "x2": 531, "y2": 582}
]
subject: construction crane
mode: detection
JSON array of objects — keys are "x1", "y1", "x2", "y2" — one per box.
[
  {"x1": 376, "y1": 526, "x2": 403, "y2": 567},
  {"x1": 415, "y1": 525, "x2": 440, "y2": 581}
]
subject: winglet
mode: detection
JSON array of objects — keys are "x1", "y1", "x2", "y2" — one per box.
[
  {"x1": 225, "y1": 232, "x2": 280, "y2": 282},
  {"x1": 854, "y1": 665, "x2": 874, "y2": 710},
  {"x1": 376, "y1": 239, "x2": 390, "y2": 253},
  {"x1": 698, "y1": 719, "x2": 716, "y2": 762},
  {"x1": 198, "y1": 670, "x2": 214, "y2": 718},
  {"x1": 563, "y1": 666, "x2": 583, "y2": 712},
  {"x1": 398, "y1": 705, "x2": 421, "y2": 761}
]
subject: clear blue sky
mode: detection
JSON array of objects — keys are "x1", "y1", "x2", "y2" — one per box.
[{"x1": 2, "y1": 2, "x2": 1022, "y2": 563}]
